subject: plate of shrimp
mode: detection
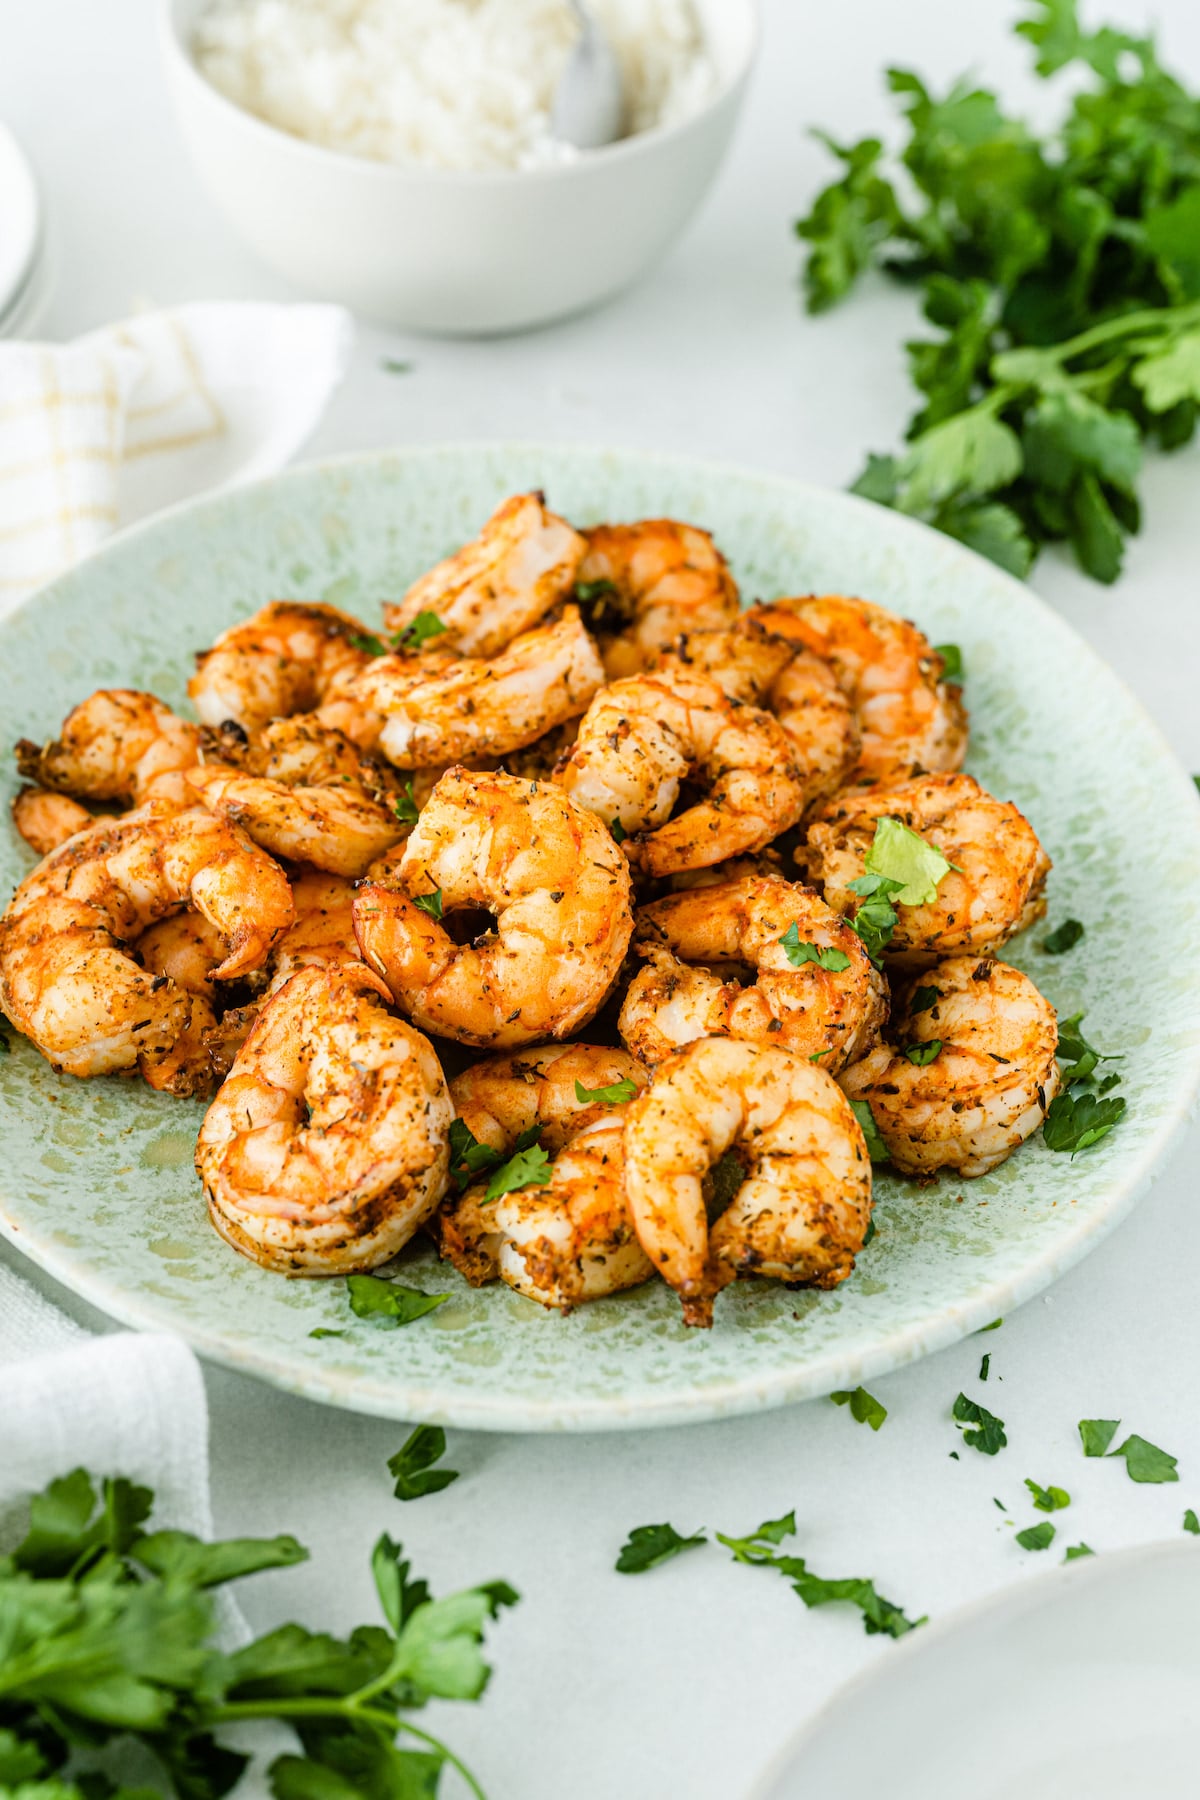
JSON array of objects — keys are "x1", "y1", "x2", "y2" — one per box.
[{"x1": 1, "y1": 444, "x2": 1198, "y2": 1430}]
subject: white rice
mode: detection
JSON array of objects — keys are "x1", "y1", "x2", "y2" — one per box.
[{"x1": 191, "y1": 0, "x2": 716, "y2": 173}]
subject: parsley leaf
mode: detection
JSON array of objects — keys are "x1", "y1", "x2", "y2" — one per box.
[
  {"x1": 911, "y1": 985, "x2": 941, "y2": 1013},
  {"x1": 574, "y1": 1075, "x2": 638, "y2": 1105},
  {"x1": 615, "y1": 1523, "x2": 706, "y2": 1574},
  {"x1": 1184, "y1": 1510, "x2": 1200, "y2": 1535},
  {"x1": 609, "y1": 816, "x2": 627, "y2": 844},
  {"x1": 1064, "y1": 1542, "x2": 1095, "y2": 1561},
  {"x1": 830, "y1": 1386, "x2": 888, "y2": 1430},
  {"x1": 397, "y1": 609, "x2": 448, "y2": 650},
  {"x1": 448, "y1": 1120, "x2": 542, "y2": 1194},
  {"x1": 848, "y1": 1098, "x2": 889, "y2": 1164},
  {"x1": 778, "y1": 923, "x2": 852, "y2": 971},
  {"x1": 952, "y1": 1393, "x2": 1008, "y2": 1455},
  {"x1": 1054, "y1": 1010, "x2": 1120, "y2": 1086},
  {"x1": 1079, "y1": 1418, "x2": 1120, "y2": 1457},
  {"x1": 977, "y1": 1318, "x2": 1003, "y2": 1333},
  {"x1": 864, "y1": 815, "x2": 956, "y2": 905},
  {"x1": 1043, "y1": 1090, "x2": 1126, "y2": 1154},
  {"x1": 934, "y1": 642, "x2": 964, "y2": 683},
  {"x1": 412, "y1": 888, "x2": 443, "y2": 920},
  {"x1": 392, "y1": 782, "x2": 419, "y2": 826},
  {"x1": 309, "y1": 1328, "x2": 345, "y2": 1340},
  {"x1": 904, "y1": 1039, "x2": 942, "y2": 1065},
  {"x1": 845, "y1": 872, "x2": 904, "y2": 962},
  {"x1": 346, "y1": 1275, "x2": 448, "y2": 1327},
  {"x1": 1042, "y1": 917, "x2": 1084, "y2": 953},
  {"x1": 484, "y1": 1141, "x2": 553, "y2": 1202},
  {"x1": 979, "y1": 1352, "x2": 991, "y2": 1381},
  {"x1": 348, "y1": 631, "x2": 390, "y2": 657},
  {"x1": 575, "y1": 577, "x2": 619, "y2": 604},
  {"x1": 1025, "y1": 1478, "x2": 1070, "y2": 1512},
  {"x1": 387, "y1": 1425, "x2": 459, "y2": 1502},
  {"x1": 1110, "y1": 1433, "x2": 1179, "y2": 1484},
  {"x1": 717, "y1": 1513, "x2": 923, "y2": 1638},
  {"x1": 1016, "y1": 1521, "x2": 1056, "y2": 1551}
]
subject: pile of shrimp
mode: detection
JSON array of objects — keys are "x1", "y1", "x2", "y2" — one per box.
[{"x1": 0, "y1": 489, "x2": 1066, "y2": 1328}]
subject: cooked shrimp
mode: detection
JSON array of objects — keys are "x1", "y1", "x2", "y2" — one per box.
[
  {"x1": 187, "y1": 717, "x2": 408, "y2": 878},
  {"x1": 619, "y1": 875, "x2": 887, "y2": 1071},
  {"x1": 747, "y1": 594, "x2": 967, "y2": 783},
  {"x1": 575, "y1": 519, "x2": 740, "y2": 678},
  {"x1": 15, "y1": 690, "x2": 201, "y2": 808},
  {"x1": 435, "y1": 1044, "x2": 652, "y2": 1309},
  {"x1": 189, "y1": 602, "x2": 373, "y2": 731},
  {"x1": 196, "y1": 963, "x2": 452, "y2": 1274},
  {"x1": 353, "y1": 767, "x2": 633, "y2": 1048},
  {"x1": 623, "y1": 1038, "x2": 872, "y2": 1327},
  {"x1": 132, "y1": 911, "x2": 230, "y2": 1094},
  {"x1": 383, "y1": 491, "x2": 585, "y2": 657},
  {"x1": 653, "y1": 617, "x2": 860, "y2": 806},
  {"x1": 839, "y1": 956, "x2": 1060, "y2": 1176},
  {"x1": 803, "y1": 773, "x2": 1050, "y2": 963},
  {"x1": 555, "y1": 666, "x2": 808, "y2": 876},
  {"x1": 11, "y1": 788, "x2": 94, "y2": 858},
  {"x1": 0, "y1": 807, "x2": 293, "y2": 1084},
  {"x1": 346, "y1": 608, "x2": 604, "y2": 769}
]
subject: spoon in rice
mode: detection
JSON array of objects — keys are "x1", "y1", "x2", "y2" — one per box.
[{"x1": 551, "y1": 0, "x2": 625, "y2": 150}]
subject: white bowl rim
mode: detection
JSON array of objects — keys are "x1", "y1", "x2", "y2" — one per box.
[
  {"x1": 158, "y1": 0, "x2": 761, "y2": 188},
  {"x1": 747, "y1": 1535, "x2": 1200, "y2": 1800}
]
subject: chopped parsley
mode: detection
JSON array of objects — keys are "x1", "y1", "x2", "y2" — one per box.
[
  {"x1": 830, "y1": 1386, "x2": 888, "y2": 1430},
  {"x1": 952, "y1": 1393, "x2": 1007, "y2": 1455},
  {"x1": 845, "y1": 872, "x2": 904, "y2": 962},
  {"x1": 977, "y1": 1318, "x2": 1003, "y2": 1333},
  {"x1": 904, "y1": 1039, "x2": 942, "y2": 1065},
  {"x1": 398, "y1": 610, "x2": 448, "y2": 649},
  {"x1": 610, "y1": 816, "x2": 627, "y2": 844},
  {"x1": 388, "y1": 1425, "x2": 459, "y2": 1501},
  {"x1": 380, "y1": 357, "x2": 414, "y2": 374},
  {"x1": 1064, "y1": 1543, "x2": 1095, "y2": 1561},
  {"x1": 1185, "y1": 1510, "x2": 1200, "y2": 1535},
  {"x1": 1078, "y1": 1418, "x2": 1120, "y2": 1457},
  {"x1": 308, "y1": 1328, "x2": 345, "y2": 1340},
  {"x1": 349, "y1": 631, "x2": 392, "y2": 657},
  {"x1": 575, "y1": 577, "x2": 619, "y2": 605},
  {"x1": 864, "y1": 815, "x2": 956, "y2": 906},
  {"x1": 447, "y1": 1120, "x2": 550, "y2": 1200},
  {"x1": 979, "y1": 1353, "x2": 991, "y2": 1381},
  {"x1": 934, "y1": 642, "x2": 964, "y2": 683},
  {"x1": 1055, "y1": 1011, "x2": 1121, "y2": 1086},
  {"x1": 848, "y1": 1098, "x2": 889, "y2": 1164},
  {"x1": 615, "y1": 1522, "x2": 706, "y2": 1574},
  {"x1": 1110, "y1": 1433, "x2": 1179, "y2": 1484},
  {"x1": 574, "y1": 1075, "x2": 638, "y2": 1105},
  {"x1": 778, "y1": 923, "x2": 852, "y2": 971},
  {"x1": 412, "y1": 887, "x2": 444, "y2": 920},
  {"x1": 1043, "y1": 1090, "x2": 1126, "y2": 1154},
  {"x1": 346, "y1": 1275, "x2": 448, "y2": 1327},
  {"x1": 1042, "y1": 917, "x2": 1085, "y2": 954},
  {"x1": 1016, "y1": 1521, "x2": 1056, "y2": 1552},
  {"x1": 718, "y1": 1511, "x2": 924, "y2": 1639},
  {"x1": 393, "y1": 781, "x2": 420, "y2": 826},
  {"x1": 484, "y1": 1141, "x2": 553, "y2": 1202},
  {"x1": 911, "y1": 985, "x2": 941, "y2": 1013},
  {"x1": 1025, "y1": 1478, "x2": 1070, "y2": 1512}
]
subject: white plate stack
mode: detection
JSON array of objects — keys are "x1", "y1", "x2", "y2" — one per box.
[{"x1": 0, "y1": 123, "x2": 49, "y2": 338}]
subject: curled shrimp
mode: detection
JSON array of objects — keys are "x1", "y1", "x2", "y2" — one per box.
[
  {"x1": 435, "y1": 1045, "x2": 652, "y2": 1309},
  {"x1": 623, "y1": 1038, "x2": 873, "y2": 1327},
  {"x1": 12, "y1": 788, "x2": 94, "y2": 858},
  {"x1": 382, "y1": 491, "x2": 585, "y2": 657},
  {"x1": 0, "y1": 806, "x2": 294, "y2": 1084},
  {"x1": 653, "y1": 618, "x2": 860, "y2": 806},
  {"x1": 16, "y1": 690, "x2": 201, "y2": 808},
  {"x1": 555, "y1": 666, "x2": 808, "y2": 877},
  {"x1": 574, "y1": 519, "x2": 740, "y2": 678},
  {"x1": 803, "y1": 772, "x2": 1050, "y2": 964},
  {"x1": 134, "y1": 911, "x2": 231, "y2": 1094},
  {"x1": 747, "y1": 595, "x2": 967, "y2": 783},
  {"x1": 187, "y1": 718, "x2": 408, "y2": 877},
  {"x1": 196, "y1": 963, "x2": 452, "y2": 1274},
  {"x1": 346, "y1": 608, "x2": 604, "y2": 769},
  {"x1": 189, "y1": 602, "x2": 373, "y2": 731},
  {"x1": 839, "y1": 956, "x2": 1060, "y2": 1176},
  {"x1": 353, "y1": 766, "x2": 633, "y2": 1048},
  {"x1": 619, "y1": 874, "x2": 887, "y2": 1072}
]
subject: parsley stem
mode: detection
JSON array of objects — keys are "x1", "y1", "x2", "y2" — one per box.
[{"x1": 209, "y1": 1698, "x2": 488, "y2": 1799}]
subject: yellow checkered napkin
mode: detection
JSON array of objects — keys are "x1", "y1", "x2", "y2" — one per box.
[{"x1": 0, "y1": 302, "x2": 352, "y2": 614}]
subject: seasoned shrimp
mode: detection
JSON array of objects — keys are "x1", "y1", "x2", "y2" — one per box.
[
  {"x1": 623, "y1": 1038, "x2": 872, "y2": 1327},
  {"x1": 16, "y1": 690, "x2": 201, "y2": 808},
  {"x1": 804, "y1": 773, "x2": 1050, "y2": 963},
  {"x1": 653, "y1": 618, "x2": 860, "y2": 806},
  {"x1": 12, "y1": 788, "x2": 94, "y2": 858},
  {"x1": 189, "y1": 602, "x2": 373, "y2": 731},
  {"x1": 196, "y1": 963, "x2": 452, "y2": 1274},
  {"x1": 555, "y1": 666, "x2": 808, "y2": 876},
  {"x1": 383, "y1": 491, "x2": 585, "y2": 657},
  {"x1": 619, "y1": 875, "x2": 887, "y2": 1072},
  {"x1": 347, "y1": 608, "x2": 604, "y2": 769},
  {"x1": 133, "y1": 912, "x2": 230, "y2": 1094},
  {"x1": 0, "y1": 807, "x2": 293, "y2": 1084},
  {"x1": 840, "y1": 956, "x2": 1060, "y2": 1176},
  {"x1": 353, "y1": 767, "x2": 633, "y2": 1047},
  {"x1": 747, "y1": 594, "x2": 967, "y2": 783},
  {"x1": 435, "y1": 1044, "x2": 652, "y2": 1309},
  {"x1": 187, "y1": 718, "x2": 408, "y2": 877},
  {"x1": 575, "y1": 519, "x2": 740, "y2": 678}
]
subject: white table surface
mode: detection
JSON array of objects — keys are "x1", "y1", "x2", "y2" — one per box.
[{"x1": 3, "y1": 2, "x2": 1200, "y2": 1795}]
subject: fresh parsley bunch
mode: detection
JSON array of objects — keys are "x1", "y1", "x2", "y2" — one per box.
[
  {"x1": 0, "y1": 1468, "x2": 515, "y2": 1800},
  {"x1": 797, "y1": 0, "x2": 1200, "y2": 582}
]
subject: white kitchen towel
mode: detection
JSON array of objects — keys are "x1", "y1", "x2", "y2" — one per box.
[{"x1": 0, "y1": 300, "x2": 352, "y2": 612}]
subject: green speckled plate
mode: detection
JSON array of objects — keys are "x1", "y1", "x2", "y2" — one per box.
[{"x1": 2, "y1": 446, "x2": 1198, "y2": 1432}]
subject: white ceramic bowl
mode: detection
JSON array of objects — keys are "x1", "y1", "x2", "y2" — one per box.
[{"x1": 159, "y1": 0, "x2": 759, "y2": 335}]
